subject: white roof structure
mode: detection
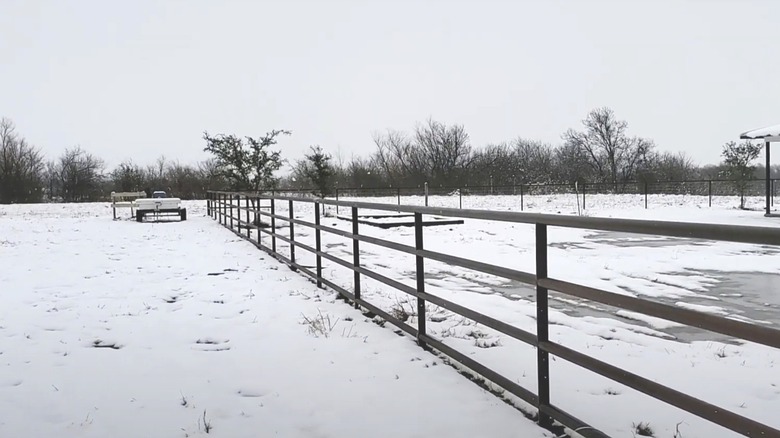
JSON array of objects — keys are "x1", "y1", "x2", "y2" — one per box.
[{"x1": 740, "y1": 124, "x2": 780, "y2": 139}]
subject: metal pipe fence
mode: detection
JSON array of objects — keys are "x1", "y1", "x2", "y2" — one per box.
[
  {"x1": 206, "y1": 191, "x2": 780, "y2": 438},
  {"x1": 325, "y1": 178, "x2": 780, "y2": 211}
]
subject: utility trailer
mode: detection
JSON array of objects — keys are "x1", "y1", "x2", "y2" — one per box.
[{"x1": 135, "y1": 191, "x2": 187, "y2": 222}]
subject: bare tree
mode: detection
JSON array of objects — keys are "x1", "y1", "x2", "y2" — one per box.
[
  {"x1": 0, "y1": 118, "x2": 46, "y2": 203},
  {"x1": 563, "y1": 107, "x2": 653, "y2": 190},
  {"x1": 111, "y1": 160, "x2": 146, "y2": 193},
  {"x1": 53, "y1": 146, "x2": 105, "y2": 202}
]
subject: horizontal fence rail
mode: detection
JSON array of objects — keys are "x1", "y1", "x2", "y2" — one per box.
[
  {"x1": 206, "y1": 190, "x2": 780, "y2": 438},
  {"x1": 268, "y1": 178, "x2": 780, "y2": 211}
]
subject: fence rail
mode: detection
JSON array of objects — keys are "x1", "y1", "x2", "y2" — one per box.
[{"x1": 206, "y1": 190, "x2": 780, "y2": 438}]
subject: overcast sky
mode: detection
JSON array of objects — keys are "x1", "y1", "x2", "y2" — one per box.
[{"x1": 2, "y1": 0, "x2": 779, "y2": 171}]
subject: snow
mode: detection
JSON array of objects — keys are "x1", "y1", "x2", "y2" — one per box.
[
  {"x1": 3, "y1": 193, "x2": 780, "y2": 438},
  {"x1": 741, "y1": 124, "x2": 780, "y2": 139},
  {"x1": 0, "y1": 201, "x2": 548, "y2": 438},
  {"x1": 287, "y1": 193, "x2": 780, "y2": 437}
]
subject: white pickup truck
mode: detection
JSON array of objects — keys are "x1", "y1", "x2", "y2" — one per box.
[{"x1": 135, "y1": 191, "x2": 187, "y2": 222}]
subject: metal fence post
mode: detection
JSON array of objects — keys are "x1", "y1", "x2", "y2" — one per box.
[
  {"x1": 709, "y1": 180, "x2": 713, "y2": 207},
  {"x1": 536, "y1": 223, "x2": 551, "y2": 428},
  {"x1": 207, "y1": 193, "x2": 211, "y2": 217},
  {"x1": 289, "y1": 199, "x2": 296, "y2": 269},
  {"x1": 270, "y1": 198, "x2": 276, "y2": 254},
  {"x1": 245, "y1": 196, "x2": 251, "y2": 239},
  {"x1": 424, "y1": 182, "x2": 429, "y2": 207},
  {"x1": 220, "y1": 194, "x2": 225, "y2": 225},
  {"x1": 644, "y1": 181, "x2": 648, "y2": 209},
  {"x1": 255, "y1": 196, "x2": 262, "y2": 248},
  {"x1": 415, "y1": 212, "x2": 427, "y2": 348},
  {"x1": 230, "y1": 195, "x2": 235, "y2": 230},
  {"x1": 397, "y1": 187, "x2": 401, "y2": 206},
  {"x1": 459, "y1": 188, "x2": 463, "y2": 209},
  {"x1": 336, "y1": 188, "x2": 339, "y2": 215},
  {"x1": 582, "y1": 183, "x2": 586, "y2": 210},
  {"x1": 352, "y1": 206, "x2": 361, "y2": 308},
  {"x1": 315, "y1": 202, "x2": 322, "y2": 288},
  {"x1": 236, "y1": 195, "x2": 242, "y2": 233},
  {"x1": 520, "y1": 184, "x2": 525, "y2": 211}
]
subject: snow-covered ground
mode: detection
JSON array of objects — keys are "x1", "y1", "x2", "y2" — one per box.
[
  {"x1": 263, "y1": 193, "x2": 780, "y2": 437},
  {"x1": 0, "y1": 201, "x2": 549, "y2": 438},
  {"x1": 3, "y1": 194, "x2": 779, "y2": 438}
]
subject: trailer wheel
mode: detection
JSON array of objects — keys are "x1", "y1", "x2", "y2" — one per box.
[{"x1": 180, "y1": 208, "x2": 187, "y2": 221}]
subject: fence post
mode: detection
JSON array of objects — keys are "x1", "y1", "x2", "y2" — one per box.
[
  {"x1": 536, "y1": 223, "x2": 551, "y2": 428},
  {"x1": 315, "y1": 202, "x2": 322, "y2": 288},
  {"x1": 520, "y1": 184, "x2": 525, "y2": 211},
  {"x1": 424, "y1": 182, "x2": 429, "y2": 207},
  {"x1": 397, "y1": 187, "x2": 401, "y2": 206},
  {"x1": 207, "y1": 193, "x2": 211, "y2": 216},
  {"x1": 582, "y1": 183, "x2": 586, "y2": 210},
  {"x1": 270, "y1": 198, "x2": 276, "y2": 254},
  {"x1": 237, "y1": 195, "x2": 242, "y2": 233},
  {"x1": 415, "y1": 212, "x2": 427, "y2": 348},
  {"x1": 255, "y1": 196, "x2": 261, "y2": 248},
  {"x1": 245, "y1": 196, "x2": 251, "y2": 239},
  {"x1": 708, "y1": 180, "x2": 713, "y2": 207},
  {"x1": 773, "y1": 179, "x2": 776, "y2": 207},
  {"x1": 644, "y1": 181, "x2": 648, "y2": 209},
  {"x1": 352, "y1": 206, "x2": 361, "y2": 308},
  {"x1": 289, "y1": 199, "x2": 296, "y2": 269},
  {"x1": 336, "y1": 188, "x2": 339, "y2": 215},
  {"x1": 230, "y1": 195, "x2": 235, "y2": 230},
  {"x1": 220, "y1": 194, "x2": 225, "y2": 225},
  {"x1": 459, "y1": 188, "x2": 463, "y2": 209}
]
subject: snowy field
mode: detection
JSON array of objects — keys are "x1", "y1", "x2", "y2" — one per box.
[
  {"x1": 2, "y1": 194, "x2": 779, "y2": 438},
  {"x1": 0, "y1": 201, "x2": 548, "y2": 438}
]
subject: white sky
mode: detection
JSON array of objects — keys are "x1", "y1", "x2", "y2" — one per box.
[{"x1": 2, "y1": 0, "x2": 779, "y2": 170}]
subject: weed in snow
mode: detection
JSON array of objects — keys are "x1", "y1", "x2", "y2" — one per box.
[{"x1": 301, "y1": 309, "x2": 338, "y2": 338}]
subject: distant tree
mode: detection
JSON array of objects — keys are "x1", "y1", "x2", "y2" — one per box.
[
  {"x1": 721, "y1": 140, "x2": 763, "y2": 209},
  {"x1": 203, "y1": 130, "x2": 289, "y2": 192},
  {"x1": 198, "y1": 158, "x2": 228, "y2": 191},
  {"x1": 111, "y1": 160, "x2": 146, "y2": 193},
  {"x1": 0, "y1": 118, "x2": 45, "y2": 203},
  {"x1": 164, "y1": 161, "x2": 204, "y2": 199},
  {"x1": 294, "y1": 146, "x2": 335, "y2": 197},
  {"x1": 53, "y1": 146, "x2": 105, "y2": 202},
  {"x1": 563, "y1": 107, "x2": 653, "y2": 190}
]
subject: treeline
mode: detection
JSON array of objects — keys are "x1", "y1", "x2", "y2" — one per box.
[
  {"x1": 284, "y1": 108, "x2": 779, "y2": 192},
  {"x1": 0, "y1": 117, "x2": 227, "y2": 203},
  {"x1": 3, "y1": 108, "x2": 778, "y2": 204}
]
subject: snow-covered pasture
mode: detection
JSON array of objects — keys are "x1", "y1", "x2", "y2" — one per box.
[
  {"x1": 245, "y1": 193, "x2": 780, "y2": 437},
  {"x1": 0, "y1": 201, "x2": 548, "y2": 438},
  {"x1": 2, "y1": 193, "x2": 779, "y2": 438}
]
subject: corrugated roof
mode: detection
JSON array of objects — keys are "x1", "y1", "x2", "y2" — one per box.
[{"x1": 740, "y1": 124, "x2": 780, "y2": 139}]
